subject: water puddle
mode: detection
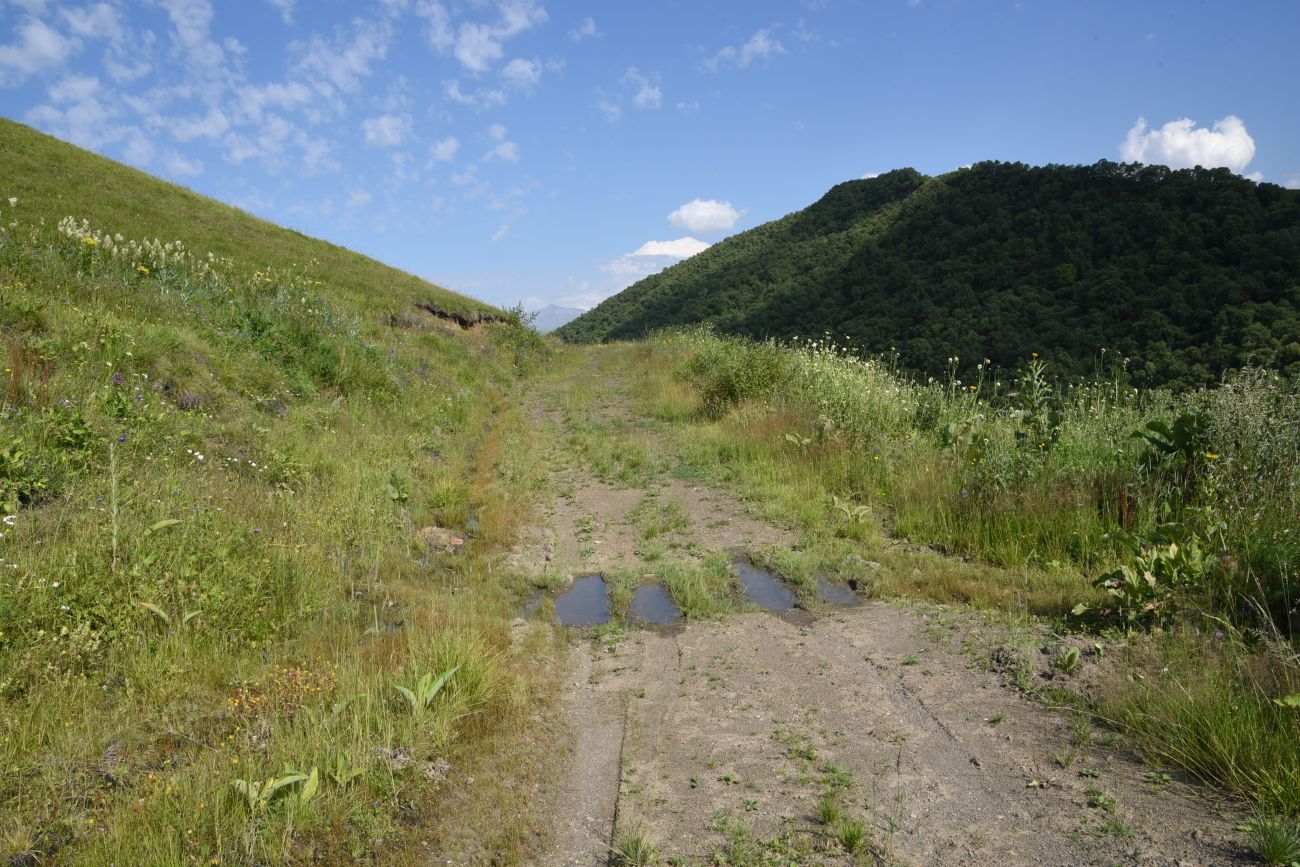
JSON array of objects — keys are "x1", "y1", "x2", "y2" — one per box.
[
  {"x1": 817, "y1": 576, "x2": 858, "y2": 605},
  {"x1": 735, "y1": 561, "x2": 796, "y2": 611},
  {"x1": 628, "y1": 584, "x2": 683, "y2": 625},
  {"x1": 554, "y1": 575, "x2": 611, "y2": 626}
]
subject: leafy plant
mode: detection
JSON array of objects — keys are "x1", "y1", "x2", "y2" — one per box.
[
  {"x1": 0, "y1": 437, "x2": 46, "y2": 512},
  {"x1": 1011, "y1": 357, "x2": 1062, "y2": 451},
  {"x1": 137, "y1": 601, "x2": 202, "y2": 630},
  {"x1": 1077, "y1": 523, "x2": 1213, "y2": 626},
  {"x1": 387, "y1": 473, "x2": 410, "y2": 504},
  {"x1": 394, "y1": 665, "x2": 459, "y2": 715},
  {"x1": 830, "y1": 495, "x2": 871, "y2": 524},
  {"x1": 1134, "y1": 411, "x2": 1211, "y2": 502},
  {"x1": 326, "y1": 751, "x2": 365, "y2": 788},
  {"x1": 1055, "y1": 646, "x2": 1081, "y2": 675},
  {"x1": 231, "y1": 765, "x2": 317, "y2": 814}
]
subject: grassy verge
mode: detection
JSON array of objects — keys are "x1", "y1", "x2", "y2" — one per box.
[
  {"x1": 0, "y1": 176, "x2": 560, "y2": 860},
  {"x1": 607, "y1": 333, "x2": 1300, "y2": 819}
]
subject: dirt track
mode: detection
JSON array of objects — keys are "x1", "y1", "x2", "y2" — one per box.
[{"x1": 519, "y1": 359, "x2": 1243, "y2": 866}]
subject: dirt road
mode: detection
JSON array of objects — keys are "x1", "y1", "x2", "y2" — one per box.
[{"x1": 518, "y1": 353, "x2": 1243, "y2": 866}]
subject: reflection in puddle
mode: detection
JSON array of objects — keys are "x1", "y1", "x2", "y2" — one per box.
[
  {"x1": 522, "y1": 589, "x2": 544, "y2": 619},
  {"x1": 554, "y1": 576, "x2": 611, "y2": 626},
  {"x1": 629, "y1": 584, "x2": 683, "y2": 625},
  {"x1": 735, "y1": 561, "x2": 796, "y2": 611},
  {"x1": 817, "y1": 576, "x2": 858, "y2": 605}
]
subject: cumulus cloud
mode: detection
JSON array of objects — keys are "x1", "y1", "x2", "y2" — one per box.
[
  {"x1": 1119, "y1": 115, "x2": 1257, "y2": 173},
  {"x1": 631, "y1": 237, "x2": 710, "y2": 258},
  {"x1": 667, "y1": 199, "x2": 741, "y2": 235},
  {"x1": 489, "y1": 140, "x2": 520, "y2": 162},
  {"x1": 570, "y1": 16, "x2": 600, "y2": 40},
  {"x1": 595, "y1": 98, "x2": 621, "y2": 123},
  {"x1": 701, "y1": 28, "x2": 786, "y2": 72},
  {"x1": 431, "y1": 135, "x2": 460, "y2": 161},
  {"x1": 417, "y1": 0, "x2": 547, "y2": 73},
  {"x1": 500, "y1": 57, "x2": 541, "y2": 90},
  {"x1": 443, "y1": 78, "x2": 506, "y2": 109},
  {"x1": 362, "y1": 113, "x2": 412, "y2": 147},
  {"x1": 294, "y1": 17, "x2": 392, "y2": 97},
  {"x1": 0, "y1": 16, "x2": 76, "y2": 86},
  {"x1": 346, "y1": 189, "x2": 373, "y2": 208},
  {"x1": 623, "y1": 67, "x2": 661, "y2": 110},
  {"x1": 1285, "y1": 175, "x2": 1300, "y2": 190},
  {"x1": 61, "y1": 3, "x2": 124, "y2": 42}
]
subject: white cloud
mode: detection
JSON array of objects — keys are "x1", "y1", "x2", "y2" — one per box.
[
  {"x1": 0, "y1": 16, "x2": 76, "y2": 86},
  {"x1": 701, "y1": 28, "x2": 786, "y2": 72},
  {"x1": 444, "y1": 78, "x2": 506, "y2": 109},
  {"x1": 1284, "y1": 175, "x2": 1300, "y2": 190},
  {"x1": 164, "y1": 152, "x2": 203, "y2": 175},
  {"x1": 1119, "y1": 115, "x2": 1256, "y2": 173},
  {"x1": 570, "y1": 16, "x2": 600, "y2": 41},
  {"x1": 667, "y1": 199, "x2": 741, "y2": 234},
  {"x1": 676, "y1": 100, "x2": 700, "y2": 114},
  {"x1": 623, "y1": 67, "x2": 661, "y2": 110},
  {"x1": 431, "y1": 135, "x2": 460, "y2": 161},
  {"x1": 170, "y1": 107, "x2": 230, "y2": 141},
  {"x1": 265, "y1": 0, "x2": 294, "y2": 23},
  {"x1": 61, "y1": 3, "x2": 124, "y2": 42},
  {"x1": 488, "y1": 122, "x2": 507, "y2": 141},
  {"x1": 48, "y1": 73, "x2": 100, "y2": 103},
  {"x1": 294, "y1": 17, "x2": 391, "y2": 96},
  {"x1": 346, "y1": 189, "x2": 373, "y2": 208},
  {"x1": 491, "y1": 222, "x2": 510, "y2": 242},
  {"x1": 418, "y1": 0, "x2": 547, "y2": 73},
  {"x1": 488, "y1": 140, "x2": 520, "y2": 162},
  {"x1": 861, "y1": 172, "x2": 880, "y2": 179},
  {"x1": 1244, "y1": 170, "x2": 1264, "y2": 183},
  {"x1": 631, "y1": 237, "x2": 711, "y2": 258},
  {"x1": 500, "y1": 57, "x2": 541, "y2": 90},
  {"x1": 595, "y1": 98, "x2": 621, "y2": 123},
  {"x1": 362, "y1": 112, "x2": 412, "y2": 147}
]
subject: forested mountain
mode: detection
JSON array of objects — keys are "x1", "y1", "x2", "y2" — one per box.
[{"x1": 558, "y1": 161, "x2": 1300, "y2": 386}]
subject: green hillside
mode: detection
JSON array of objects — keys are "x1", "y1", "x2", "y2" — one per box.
[
  {"x1": 0, "y1": 119, "x2": 551, "y2": 861},
  {"x1": 558, "y1": 161, "x2": 1300, "y2": 387}
]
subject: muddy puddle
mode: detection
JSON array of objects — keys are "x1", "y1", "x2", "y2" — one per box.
[
  {"x1": 628, "y1": 584, "x2": 683, "y2": 625},
  {"x1": 554, "y1": 576, "x2": 612, "y2": 626},
  {"x1": 817, "y1": 576, "x2": 858, "y2": 605},
  {"x1": 734, "y1": 561, "x2": 796, "y2": 611}
]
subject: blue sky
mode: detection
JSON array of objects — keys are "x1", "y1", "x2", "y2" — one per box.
[{"x1": 2, "y1": 0, "x2": 1298, "y2": 310}]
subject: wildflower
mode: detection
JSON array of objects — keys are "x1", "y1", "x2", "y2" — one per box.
[
  {"x1": 1031, "y1": 352, "x2": 1039, "y2": 358},
  {"x1": 82, "y1": 236, "x2": 98, "y2": 247},
  {"x1": 1204, "y1": 452, "x2": 1220, "y2": 461},
  {"x1": 2, "y1": 516, "x2": 14, "y2": 526},
  {"x1": 7, "y1": 197, "x2": 15, "y2": 206},
  {"x1": 136, "y1": 264, "x2": 150, "y2": 276}
]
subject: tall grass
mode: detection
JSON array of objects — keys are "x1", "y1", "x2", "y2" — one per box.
[
  {"x1": 661, "y1": 326, "x2": 1298, "y2": 628},
  {"x1": 0, "y1": 200, "x2": 556, "y2": 861},
  {"x1": 646, "y1": 326, "x2": 1300, "y2": 815}
]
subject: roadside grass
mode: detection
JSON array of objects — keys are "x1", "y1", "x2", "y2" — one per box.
[
  {"x1": 0, "y1": 161, "x2": 559, "y2": 861},
  {"x1": 612, "y1": 333, "x2": 1300, "y2": 820}
]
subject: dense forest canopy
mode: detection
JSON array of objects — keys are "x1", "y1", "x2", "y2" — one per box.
[{"x1": 558, "y1": 161, "x2": 1300, "y2": 387}]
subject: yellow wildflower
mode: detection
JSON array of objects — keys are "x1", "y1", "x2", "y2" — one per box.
[
  {"x1": 81, "y1": 236, "x2": 98, "y2": 247},
  {"x1": 136, "y1": 264, "x2": 150, "y2": 276},
  {"x1": 1204, "y1": 452, "x2": 1220, "y2": 461}
]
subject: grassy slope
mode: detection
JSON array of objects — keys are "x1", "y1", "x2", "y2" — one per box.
[
  {"x1": 0, "y1": 118, "x2": 488, "y2": 318},
  {"x1": 0, "y1": 120, "x2": 561, "y2": 863}
]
